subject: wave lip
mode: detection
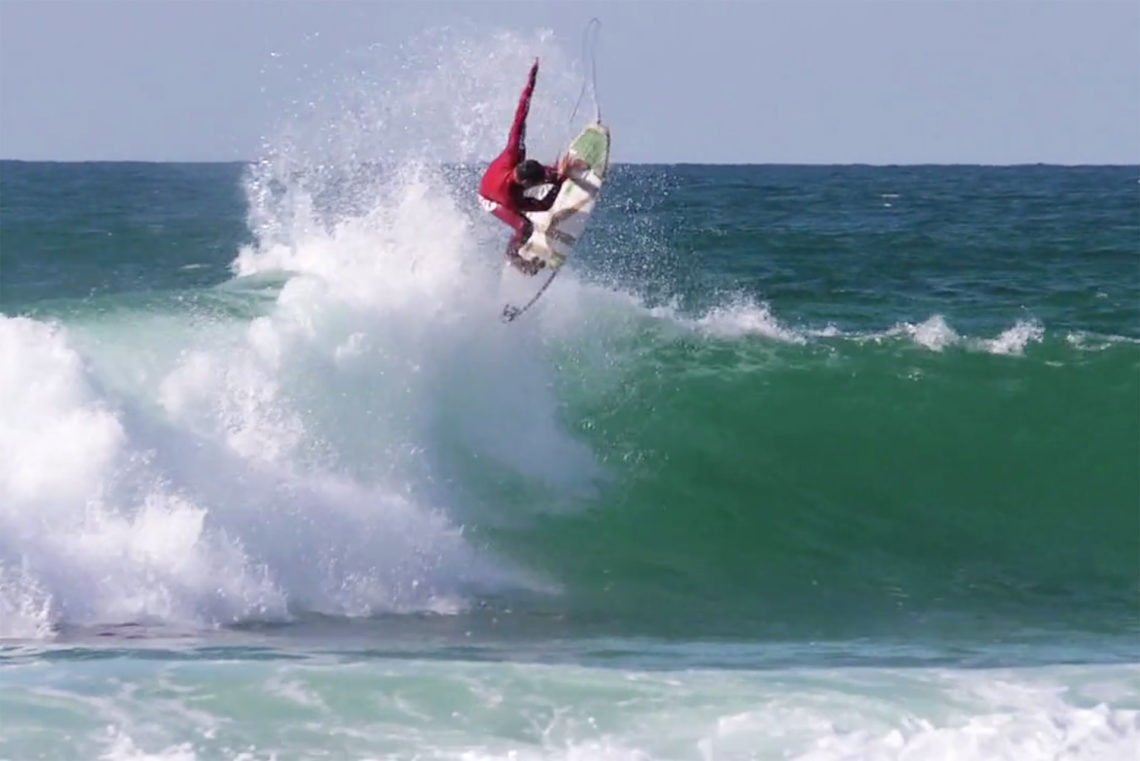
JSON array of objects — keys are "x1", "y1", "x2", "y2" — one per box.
[
  {"x1": 639, "y1": 296, "x2": 809, "y2": 343},
  {"x1": 625, "y1": 293, "x2": 1053, "y2": 358},
  {"x1": 980, "y1": 319, "x2": 1045, "y2": 356},
  {"x1": 889, "y1": 314, "x2": 960, "y2": 351}
]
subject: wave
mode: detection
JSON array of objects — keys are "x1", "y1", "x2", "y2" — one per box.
[
  {"x1": 2, "y1": 28, "x2": 1136, "y2": 642},
  {"x1": 478, "y1": 289, "x2": 1140, "y2": 637},
  {"x1": 4, "y1": 256, "x2": 1137, "y2": 640}
]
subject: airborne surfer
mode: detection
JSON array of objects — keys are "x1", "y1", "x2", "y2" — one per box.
[{"x1": 479, "y1": 59, "x2": 584, "y2": 276}]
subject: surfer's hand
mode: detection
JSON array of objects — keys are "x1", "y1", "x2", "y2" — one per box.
[{"x1": 560, "y1": 154, "x2": 587, "y2": 174}]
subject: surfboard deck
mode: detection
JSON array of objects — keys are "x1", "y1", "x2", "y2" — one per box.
[{"x1": 500, "y1": 121, "x2": 610, "y2": 322}]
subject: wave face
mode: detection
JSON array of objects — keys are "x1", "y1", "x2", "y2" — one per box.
[
  {"x1": 499, "y1": 309, "x2": 1139, "y2": 639},
  {"x1": 1, "y1": 29, "x2": 1137, "y2": 647}
]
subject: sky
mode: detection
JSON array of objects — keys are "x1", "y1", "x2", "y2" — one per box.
[{"x1": 0, "y1": 0, "x2": 1137, "y2": 164}]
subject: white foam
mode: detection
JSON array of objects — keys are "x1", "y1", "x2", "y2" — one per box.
[
  {"x1": 885, "y1": 314, "x2": 960, "y2": 352},
  {"x1": 0, "y1": 317, "x2": 124, "y2": 506},
  {"x1": 542, "y1": 283, "x2": 1058, "y2": 361},
  {"x1": 691, "y1": 299, "x2": 808, "y2": 343},
  {"x1": 0, "y1": 295, "x2": 544, "y2": 635},
  {"x1": 99, "y1": 730, "x2": 199, "y2": 761},
  {"x1": 0, "y1": 562, "x2": 52, "y2": 639},
  {"x1": 777, "y1": 672, "x2": 1140, "y2": 761},
  {"x1": 0, "y1": 315, "x2": 292, "y2": 635},
  {"x1": 982, "y1": 319, "x2": 1045, "y2": 356},
  {"x1": 845, "y1": 315, "x2": 1054, "y2": 357},
  {"x1": 577, "y1": 292, "x2": 808, "y2": 344},
  {"x1": 539, "y1": 284, "x2": 1062, "y2": 364},
  {"x1": 1065, "y1": 331, "x2": 1139, "y2": 352},
  {"x1": 18, "y1": 661, "x2": 1135, "y2": 761}
]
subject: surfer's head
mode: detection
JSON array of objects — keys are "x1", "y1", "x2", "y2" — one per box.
[{"x1": 514, "y1": 159, "x2": 546, "y2": 187}]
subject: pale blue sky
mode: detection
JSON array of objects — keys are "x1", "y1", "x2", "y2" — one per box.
[{"x1": 1, "y1": 0, "x2": 1137, "y2": 164}]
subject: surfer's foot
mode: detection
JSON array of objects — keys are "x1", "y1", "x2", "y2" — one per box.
[{"x1": 510, "y1": 256, "x2": 544, "y2": 276}]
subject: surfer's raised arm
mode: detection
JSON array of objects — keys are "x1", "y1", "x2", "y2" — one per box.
[
  {"x1": 479, "y1": 59, "x2": 593, "y2": 277},
  {"x1": 505, "y1": 59, "x2": 539, "y2": 162}
]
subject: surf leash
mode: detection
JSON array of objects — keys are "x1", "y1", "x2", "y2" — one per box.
[
  {"x1": 568, "y1": 17, "x2": 603, "y2": 126},
  {"x1": 501, "y1": 268, "x2": 561, "y2": 323}
]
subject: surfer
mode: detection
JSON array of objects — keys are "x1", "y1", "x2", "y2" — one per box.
[{"x1": 479, "y1": 59, "x2": 583, "y2": 275}]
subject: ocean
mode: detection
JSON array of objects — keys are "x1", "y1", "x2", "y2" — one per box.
[{"x1": 1, "y1": 35, "x2": 1138, "y2": 761}]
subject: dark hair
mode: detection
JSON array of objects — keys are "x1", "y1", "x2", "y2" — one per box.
[{"x1": 516, "y1": 159, "x2": 545, "y2": 184}]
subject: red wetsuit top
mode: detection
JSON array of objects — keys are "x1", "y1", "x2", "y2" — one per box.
[{"x1": 479, "y1": 60, "x2": 563, "y2": 234}]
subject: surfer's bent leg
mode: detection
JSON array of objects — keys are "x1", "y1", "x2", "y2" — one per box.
[{"x1": 486, "y1": 202, "x2": 541, "y2": 275}]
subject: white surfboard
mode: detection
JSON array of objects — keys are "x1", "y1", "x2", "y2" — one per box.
[{"x1": 499, "y1": 121, "x2": 611, "y2": 322}]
